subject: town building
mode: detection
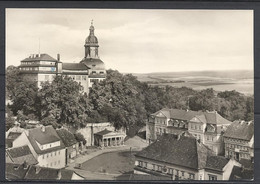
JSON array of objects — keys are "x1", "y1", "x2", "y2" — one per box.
[
  {"x1": 18, "y1": 21, "x2": 106, "y2": 94},
  {"x1": 5, "y1": 122, "x2": 25, "y2": 148},
  {"x1": 134, "y1": 133, "x2": 240, "y2": 180},
  {"x1": 223, "y1": 120, "x2": 254, "y2": 161},
  {"x1": 146, "y1": 108, "x2": 232, "y2": 155},
  {"x1": 6, "y1": 163, "x2": 84, "y2": 180},
  {"x1": 94, "y1": 129, "x2": 126, "y2": 147},
  {"x1": 6, "y1": 145, "x2": 38, "y2": 165},
  {"x1": 12, "y1": 125, "x2": 66, "y2": 169},
  {"x1": 56, "y1": 128, "x2": 79, "y2": 165},
  {"x1": 76, "y1": 122, "x2": 116, "y2": 147}
]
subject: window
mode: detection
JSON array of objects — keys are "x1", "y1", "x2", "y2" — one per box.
[
  {"x1": 199, "y1": 175, "x2": 202, "y2": 180},
  {"x1": 50, "y1": 144, "x2": 51, "y2": 148},
  {"x1": 181, "y1": 171, "x2": 184, "y2": 176},
  {"x1": 209, "y1": 174, "x2": 217, "y2": 180},
  {"x1": 176, "y1": 170, "x2": 179, "y2": 176},
  {"x1": 45, "y1": 75, "x2": 49, "y2": 80},
  {"x1": 100, "y1": 71, "x2": 104, "y2": 74},
  {"x1": 54, "y1": 151, "x2": 56, "y2": 156},
  {"x1": 42, "y1": 154, "x2": 44, "y2": 159},
  {"x1": 189, "y1": 173, "x2": 195, "y2": 180},
  {"x1": 152, "y1": 164, "x2": 155, "y2": 170},
  {"x1": 163, "y1": 129, "x2": 166, "y2": 134},
  {"x1": 92, "y1": 71, "x2": 96, "y2": 74},
  {"x1": 54, "y1": 161, "x2": 56, "y2": 166},
  {"x1": 138, "y1": 161, "x2": 143, "y2": 167},
  {"x1": 46, "y1": 164, "x2": 49, "y2": 167},
  {"x1": 168, "y1": 168, "x2": 173, "y2": 174},
  {"x1": 50, "y1": 152, "x2": 52, "y2": 157},
  {"x1": 144, "y1": 162, "x2": 147, "y2": 168},
  {"x1": 58, "y1": 160, "x2": 60, "y2": 165},
  {"x1": 58, "y1": 151, "x2": 60, "y2": 155},
  {"x1": 76, "y1": 75, "x2": 81, "y2": 80},
  {"x1": 82, "y1": 76, "x2": 87, "y2": 80},
  {"x1": 157, "y1": 165, "x2": 162, "y2": 172},
  {"x1": 46, "y1": 153, "x2": 49, "y2": 158}
]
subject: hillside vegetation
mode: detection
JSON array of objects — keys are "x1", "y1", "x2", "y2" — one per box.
[{"x1": 6, "y1": 67, "x2": 254, "y2": 136}]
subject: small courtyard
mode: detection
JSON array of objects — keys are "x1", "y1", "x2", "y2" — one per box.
[{"x1": 81, "y1": 150, "x2": 137, "y2": 175}]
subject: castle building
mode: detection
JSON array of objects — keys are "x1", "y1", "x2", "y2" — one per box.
[
  {"x1": 18, "y1": 21, "x2": 106, "y2": 94},
  {"x1": 146, "y1": 108, "x2": 232, "y2": 155}
]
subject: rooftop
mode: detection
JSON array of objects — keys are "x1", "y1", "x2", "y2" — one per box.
[
  {"x1": 62, "y1": 63, "x2": 90, "y2": 71},
  {"x1": 135, "y1": 134, "x2": 212, "y2": 170},
  {"x1": 94, "y1": 129, "x2": 113, "y2": 136},
  {"x1": 56, "y1": 128, "x2": 77, "y2": 147},
  {"x1": 6, "y1": 145, "x2": 38, "y2": 165},
  {"x1": 205, "y1": 156, "x2": 229, "y2": 171},
  {"x1": 152, "y1": 108, "x2": 232, "y2": 125},
  {"x1": 224, "y1": 121, "x2": 254, "y2": 141},
  {"x1": 21, "y1": 53, "x2": 57, "y2": 62},
  {"x1": 27, "y1": 125, "x2": 65, "y2": 154}
]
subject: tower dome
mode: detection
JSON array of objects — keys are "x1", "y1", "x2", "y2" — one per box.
[{"x1": 85, "y1": 20, "x2": 98, "y2": 45}]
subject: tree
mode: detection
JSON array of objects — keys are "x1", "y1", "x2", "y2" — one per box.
[
  {"x1": 74, "y1": 132, "x2": 86, "y2": 145},
  {"x1": 38, "y1": 75, "x2": 89, "y2": 129}
]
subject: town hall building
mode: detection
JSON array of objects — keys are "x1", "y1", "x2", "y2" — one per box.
[{"x1": 18, "y1": 21, "x2": 106, "y2": 94}]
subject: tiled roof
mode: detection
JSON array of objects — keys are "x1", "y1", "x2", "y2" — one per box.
[
  {"x1": 27, "y1": 125, "x2": 65, "y2": 154},
  {"x1": 62, "y1": 63, "x2": 89, "y2": 70},
  {"x1": 135, "y1": 134, "x2": 212, "y2": 170},
  {"x1": 21, "y1": 54, "x2": 57, "y2": 62},
  {"x1": 6, "y1": 163, "x2": 29, "y2": 180},
  {"x1": 56, "y1": 129, "x2": 77, "y2": 147},
  {"x1": 205, "y1": 156, "x2": 229, "y2": 171},
  {"x1": 7, "y1": 132, "x2": 22, "y2": 139},
  {"x1": 229, "y1": 166, "x2": 254, "y2": 180},
  {"x1": 239, "y1": 159, "x2": 254, "y2": 170},
  {"x1": 24, "y1": 165, "x2": 61, "y2": 180},
  {"x1": 6, "y1": 145, "x2": 38, "y2": 165},
  {"x1": 80, "y1": 58, "x2": 105, "y2": 70},
  {"x1": 94, "y1": 129, "x2": 113, "y2": 136},
  {"x1": 224, "y1": 121, "x2": 254, "y2": 141},
  {"x1": 60, "y1": 169, "x2": 75, "y2": 180},
  {"x1": 152, "y1": 108, "x2": 232, "y2": 125}
]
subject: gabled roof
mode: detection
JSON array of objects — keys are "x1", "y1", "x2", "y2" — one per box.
[
  {"x1": 6, "y1": 163, "x2": 29, "y2": 180},
  {"x1": 205, "y1": 156, "x2": 229, "y2": 171},
  {"x1": 56, "y1": 129, "x2": 77, "y2": 147},
  {"x1": 21, "y1": 54, "x2": 57, "y2": 62},
  {"x1": 24, "y1": 165, "x2": 61, "y2": 180},
  {"x1": 151, "y1": 108, "x2": 232, "y2": 125},
  {"x1": 94, "y1": 129, "x2": 113, "y2": 136},
  {"x1": 62, "y1": 63, "x2": 90, "y2": 70},
  {"x1": 135, "y1": 134, "x2": 212, "y2": 170},
  {"x1": 229, "y1": 166, "x2": 254, "y2": 180},
  {"x1": 224, "y1": 121, "x2": 254, "y2": 141},
  {"x1": 6, "y1": 145, "x2": 38, "y2": 165},
  {"x1": 27, "y1": 125, "x2": 65, "y2": 154},
  {"x1": 7, "y1": 132, "x2": 22, "y2": 139}
]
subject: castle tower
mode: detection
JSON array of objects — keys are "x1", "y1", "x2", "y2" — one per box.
[{"x1": 84, "y1": 20, "x2": 99, "y2": 59}]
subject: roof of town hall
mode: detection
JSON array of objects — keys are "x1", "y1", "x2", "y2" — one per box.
[
  {"x1": 6, "y1": 145, "x2": 38, "y2": 165},
  {"x1": 224, "y1": 120, "x2": 254, "y2": 141},
  {"x1": 135, "y1": 134, "x2": 213, "y2": 170},
  {"x1": 56, "y1": 128, "x2": 77, "y2": 147},
  {"x1": 26, "y1": 125, "x2": 65, "y2": 154},
  {"x1": 62, "y1": 63, "x2": 90, "y2": 71},
  {"x1": 151, "y1": 108, "x2": 232, "y2": 125}
]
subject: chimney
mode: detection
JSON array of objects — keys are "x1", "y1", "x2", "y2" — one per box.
[
  {"x1": 41, "y1": 126, "x2": 46, "y2": 132},
  {"x1": 23, "y1": 161, "x2": 28, "y2": 169},
  {"x1": 177, "y1": 134, "x2": 181, "y2": 140},
  {"x1": 57, "y1": 170, "x2": 62, "y2": 180},
  {"x1": 57, "y1": 54, "x2": 60, "y2": 61},
  {"x1": 35, "y1": 165, "x2": 41, "y2": 174}
]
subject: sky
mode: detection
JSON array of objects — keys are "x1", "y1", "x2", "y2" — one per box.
[{"x1": 6, "y1": 9, "x2": 253, "y2": 73}]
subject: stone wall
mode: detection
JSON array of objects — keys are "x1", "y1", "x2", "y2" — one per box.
[{"x1": 76, "y1": 122, "x2": 115, "y2": 146}]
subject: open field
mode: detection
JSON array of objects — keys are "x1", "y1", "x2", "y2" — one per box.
[{"x1": 133, "y1": 70, "x2": 253, "y2": 95}]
